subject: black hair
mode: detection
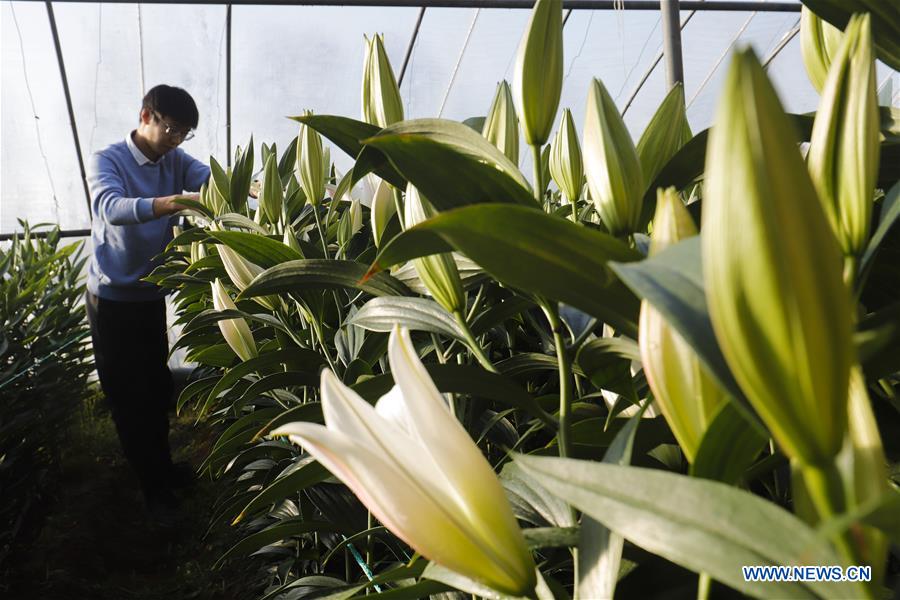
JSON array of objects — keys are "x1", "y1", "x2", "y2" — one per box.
[{"x1": 141, "y1": 84, "x2": 199, "y2": 129}]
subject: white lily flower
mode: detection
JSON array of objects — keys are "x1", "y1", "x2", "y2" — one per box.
[
  {"x1": 272, "y1": 326, "x2": 536, "y2": 597},
  {"x1": 211, "y1": 279, "x2": 257, "y2": 362}
]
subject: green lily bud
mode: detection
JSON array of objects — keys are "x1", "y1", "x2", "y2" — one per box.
[
  {"x1": 283, "y1": 223, "x2": 304, "y2": 256},
  {"x1": 211, "y1": 279, "x2": 257, "y2": 362},
  {"x1": 801, "y1": 6, "x2": 844, "y2": 94},
  {"x1": 482, "y1": 80, "x2": 520, "y2": 164},
  {"x1": 702, "y1": 49, "x2": 853, "y2": 466},
  {"x1": 371, "y1": 178, "x2": 396, "y2": 248},
  {"x1": 583, "y1": 78, "x2": 644, "y2": 237},
  {"x1": 807, "y1": 13, "x2": 879, "y2": 259},
  {"x1": 636, "y1": 83, "x2": 692, "y2": 186},
  {"x1": 260, "y1": 153, "x2": 284, "y2": 226},
  {"x1": 362, "y1": 33, "x2": 404, "y2": 128},
  {"x1": 639, "y1": 189, "x2": 725, "y2": 463},
  {"x1": 549, "y1": 108, "x2": 584, "y2": 204},
  {"x1": 297, "y1": 111, "x2": 326, "y2": 206},
  {"x1": 513, "y1": 0, "x2": 563, "y2": 147},
  {"x1": 404, "y1": 184, "x2": 465, "y2": 314}
]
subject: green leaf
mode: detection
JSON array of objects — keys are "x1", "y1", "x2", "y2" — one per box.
[
  {"x1": 470, "y1": 296, "x2": 535, "y2": 336},
  {"x1": 579, "y1": 404, "x2": 645, "y2": 600},
  {"x1": 500, "y1": 462, "x2": 575, "y2": 528},
  {"x1": 361, "y1": 118, "x2": 535, "y2": 211},
  {"x1": 204, "y1": 348, "x2": 325, "y2": 410},
  {"x1": 232, "y1": 371, "x2": 320, "y2": 412},
  {"x1": 422, "y1": 563, "x2": 555, "y2": 600},
  {"x1": 208, "y1": 230, "x2": 302, "y2": 268},
  {"x1": 690, "y1": 401, "x2": 769, "y2": 485},
  {"x1": 522, "y1": 527, "x2": 578, "y2": 550},
  {"x1": 213, "y1": 518, "x2": 338, "y2": 568},
  {"x1": 515, "y1": 455, "x2": 863, "y2": 599},
  {"x1": 241, "y1": 259, "x2": 412, "y2": 300},
  {"x1": 370, "y1": 204, "x2": 641, "y2": 336},
  {"x1": 860, "y1": 181, "x2": 900, "y2": 279},
  {"x1": 288, "y1": 114, "x2": 406, "y2": 188},
  {"x1": 817, "y1": 488, "x2": 900, "y2": 546},
  {"x1": 610, "y1": 237, "x2": 757, "y2": 424},
  {"x1": 253, "y1": 402, "x2": 325, "y2": 441},
  {"x1": 234, "y1": 456, "x2": 331, "y2": 523},
  {"x1": 350, "y1": 296, "x2": 465, "y2": 341},
  {"x1": 352, "y1": 363, "x2": 556, "y2": 431}
]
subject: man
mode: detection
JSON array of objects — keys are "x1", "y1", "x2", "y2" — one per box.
[{"x1": 85, "y1": 84, "x2": 209, "y2": 523}]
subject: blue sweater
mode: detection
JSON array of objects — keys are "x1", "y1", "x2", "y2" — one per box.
[{"x1": 86, "y1": 132, "x2": 210, "y2": 301}]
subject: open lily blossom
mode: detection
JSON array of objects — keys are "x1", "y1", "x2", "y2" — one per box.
[{"x1": 271, "y1": 326, "x2": 537, "y2": 597}]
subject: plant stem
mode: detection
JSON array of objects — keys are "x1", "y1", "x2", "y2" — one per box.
[
  {"x1": 453, "y1": 310, "x2": 497, "y2": 373},
  {"x1": 800, "y1": 461, "x2": 859, "y2": 566},
  {"x1": 541, "y1": 302, "x2": 573, "y2": 459},
  {"x1": 531, "y1": 144, "x2": 544, "y2": 207},
  {"x1": 569, "y1": 195, "x2": 578, "y2": 222},
  {"x1": 843, "y1": 254, "x2": 858, "y2": 295},
  {"x1": 313, "y1": 205, "x2": 329, "y2": 259},
  {"x1": 697, "y1": 573, "x2": 711, "y2": 600}
]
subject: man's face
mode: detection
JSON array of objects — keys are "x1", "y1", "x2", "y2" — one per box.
[{"x1": 139, "y1": 108, "x2": 193, "y2": 156}]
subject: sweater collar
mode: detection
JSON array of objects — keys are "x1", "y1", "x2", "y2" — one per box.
[{"x1": 126, "y1": 130, "x2": 156, "y2": 166}]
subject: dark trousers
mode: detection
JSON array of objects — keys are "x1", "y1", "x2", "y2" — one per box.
[{"x1": 85, "y1": 292, "x2": 174, "y2": 496}]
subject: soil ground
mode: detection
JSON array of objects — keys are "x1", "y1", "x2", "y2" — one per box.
[{"x1": 1, "y1": 390, "x2": 262, "y2": 600}]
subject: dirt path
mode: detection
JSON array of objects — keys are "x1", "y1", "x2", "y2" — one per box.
[{"x1": 2, "y1": 393, "x2": 261, "y2": 600}]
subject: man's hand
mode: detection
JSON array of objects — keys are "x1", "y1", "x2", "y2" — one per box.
[{"x1": 153, "y1": 193, "x2": 200, "y2": 217}]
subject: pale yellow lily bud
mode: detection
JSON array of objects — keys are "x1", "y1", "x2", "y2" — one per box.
[
  {"x1": 636, "y1": 83, "x2": 692, "y2": 186},
  {"x1": 702, "y1": 49, "x2": 853, "y2": 466},
  {"x1": 583, "y1": 78, "x2": 644, "y2": 237},
  {"x1": 272, "y1": 326, "x2": 537, "y2": 597},
  {"x1": 217, "y1": 243, "x2": 278, "y2": 312},
  {"x1": 404, "y1": 184, "x2": 466, "y2": 314},
  {"x1": 371, "y1": 178, "x2": 396, "y2": 248},
  {"x1": 513, "y1": 0, "x2": 563, "y2": 147},
  {"x1": 297, "y1": 111, "x2": 326, "y2": 206},
  {"x1": 349, "y1": 198, "x2": 363, "y2": 236},
  {"x1": 190, "y1": 241, "x2": 207, "y2": 264},
  {"x1": 801, "y1": 6, "x2": 844, "y2": 94},
  {"x1": 808, "y1": 13, "x2": 879, "y2": 259},
  {"x1": 361, "y1": 34, "x2": 404, "y2": 128},
  {"x1": 211, "y1": 278, "x2": 257, "y2": 362},
  {"x1": 639, "y1": 188, "x2": 725, "y2": 463},
  {"x1": 482, "y1": 80, "x2": 520, "y2": 164},
  {"x1": 549, "y1": 108, "x2": 584, "y2": 204},
  {"x1": 260, "y1": 154, "x2": 284, "y2": 225}
]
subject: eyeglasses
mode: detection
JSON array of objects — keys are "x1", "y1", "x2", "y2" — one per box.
[{"x1": 152, "y1": 111, "x2": 195, "y2": 141}]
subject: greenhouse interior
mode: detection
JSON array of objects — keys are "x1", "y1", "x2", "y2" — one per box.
[{"x1": 2, "y1": 0, "x2": 899, "y2": 598}]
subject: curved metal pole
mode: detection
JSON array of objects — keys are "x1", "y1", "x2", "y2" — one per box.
[
  {"x1": 398, "y1": 7, "x2": 426, "y2": 86},
  {"x1": 622, "y1": 10, "x2": 696, "y2": 115},
  {"x1": 762, "y1": 20, "x2": 800, "y2": 68},
  {"x1": 45, "y1": 1, "x2": 92, "y2": 222}
]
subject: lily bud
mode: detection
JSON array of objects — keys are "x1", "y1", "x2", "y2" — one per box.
[
  {"x1": 807, "y1": 13, "x2": 879, "y2": 259},
  {"x1": 217, "y1": 242, "x2": 278, "y2": 312},
  {"x1": 702, "y1": 49, "x2": 853, "y2": 465},
  {"x1": 404, "y1": 184, "x2": 466, "y2": 314},
  {"x1": 211, "y1": 278, "x2": 257, "y2": 362},
  {"x1": 190, "y1": 241, "x2": 207, "y2": 265},
  {"x1": 513, "y1": 0, "x2": 563, "y2": 147},
  {"x1": 297, "y1": 111, "x2": 326, "y2": 206},
  {"x1": 482, "y1": 80, "x2": 520, "y2": 164},
  {"x1": 636, "y1": 83, "x2": 692, "y2": 186},
  {"x1": 371, "y1": 178, "x2": 396, "y2": 248},
  {"x1": 272, "y1": 326, "x2": 537, "y2": 597},
  {"x1": 283, "y1": 223, "x2": 304, "y2": 256},
  {"x1": 801, "y1": 6, "x2": 844, "y2": 94},
  {"x1": 260, "y1": 154, "x2": 284, "y2": 226},
  {"x1": 639, "y1": 188, "x2": 725, "y2": 463},
  {"x1": 583, "y1": 78, "x2": 644, "y2": 237},
  {"x1": 362, "y1": 33, "x2": 404, "y2": 128},
  {"x1": 548, "y1": 108, "x2": 584, "y2": 204}
]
